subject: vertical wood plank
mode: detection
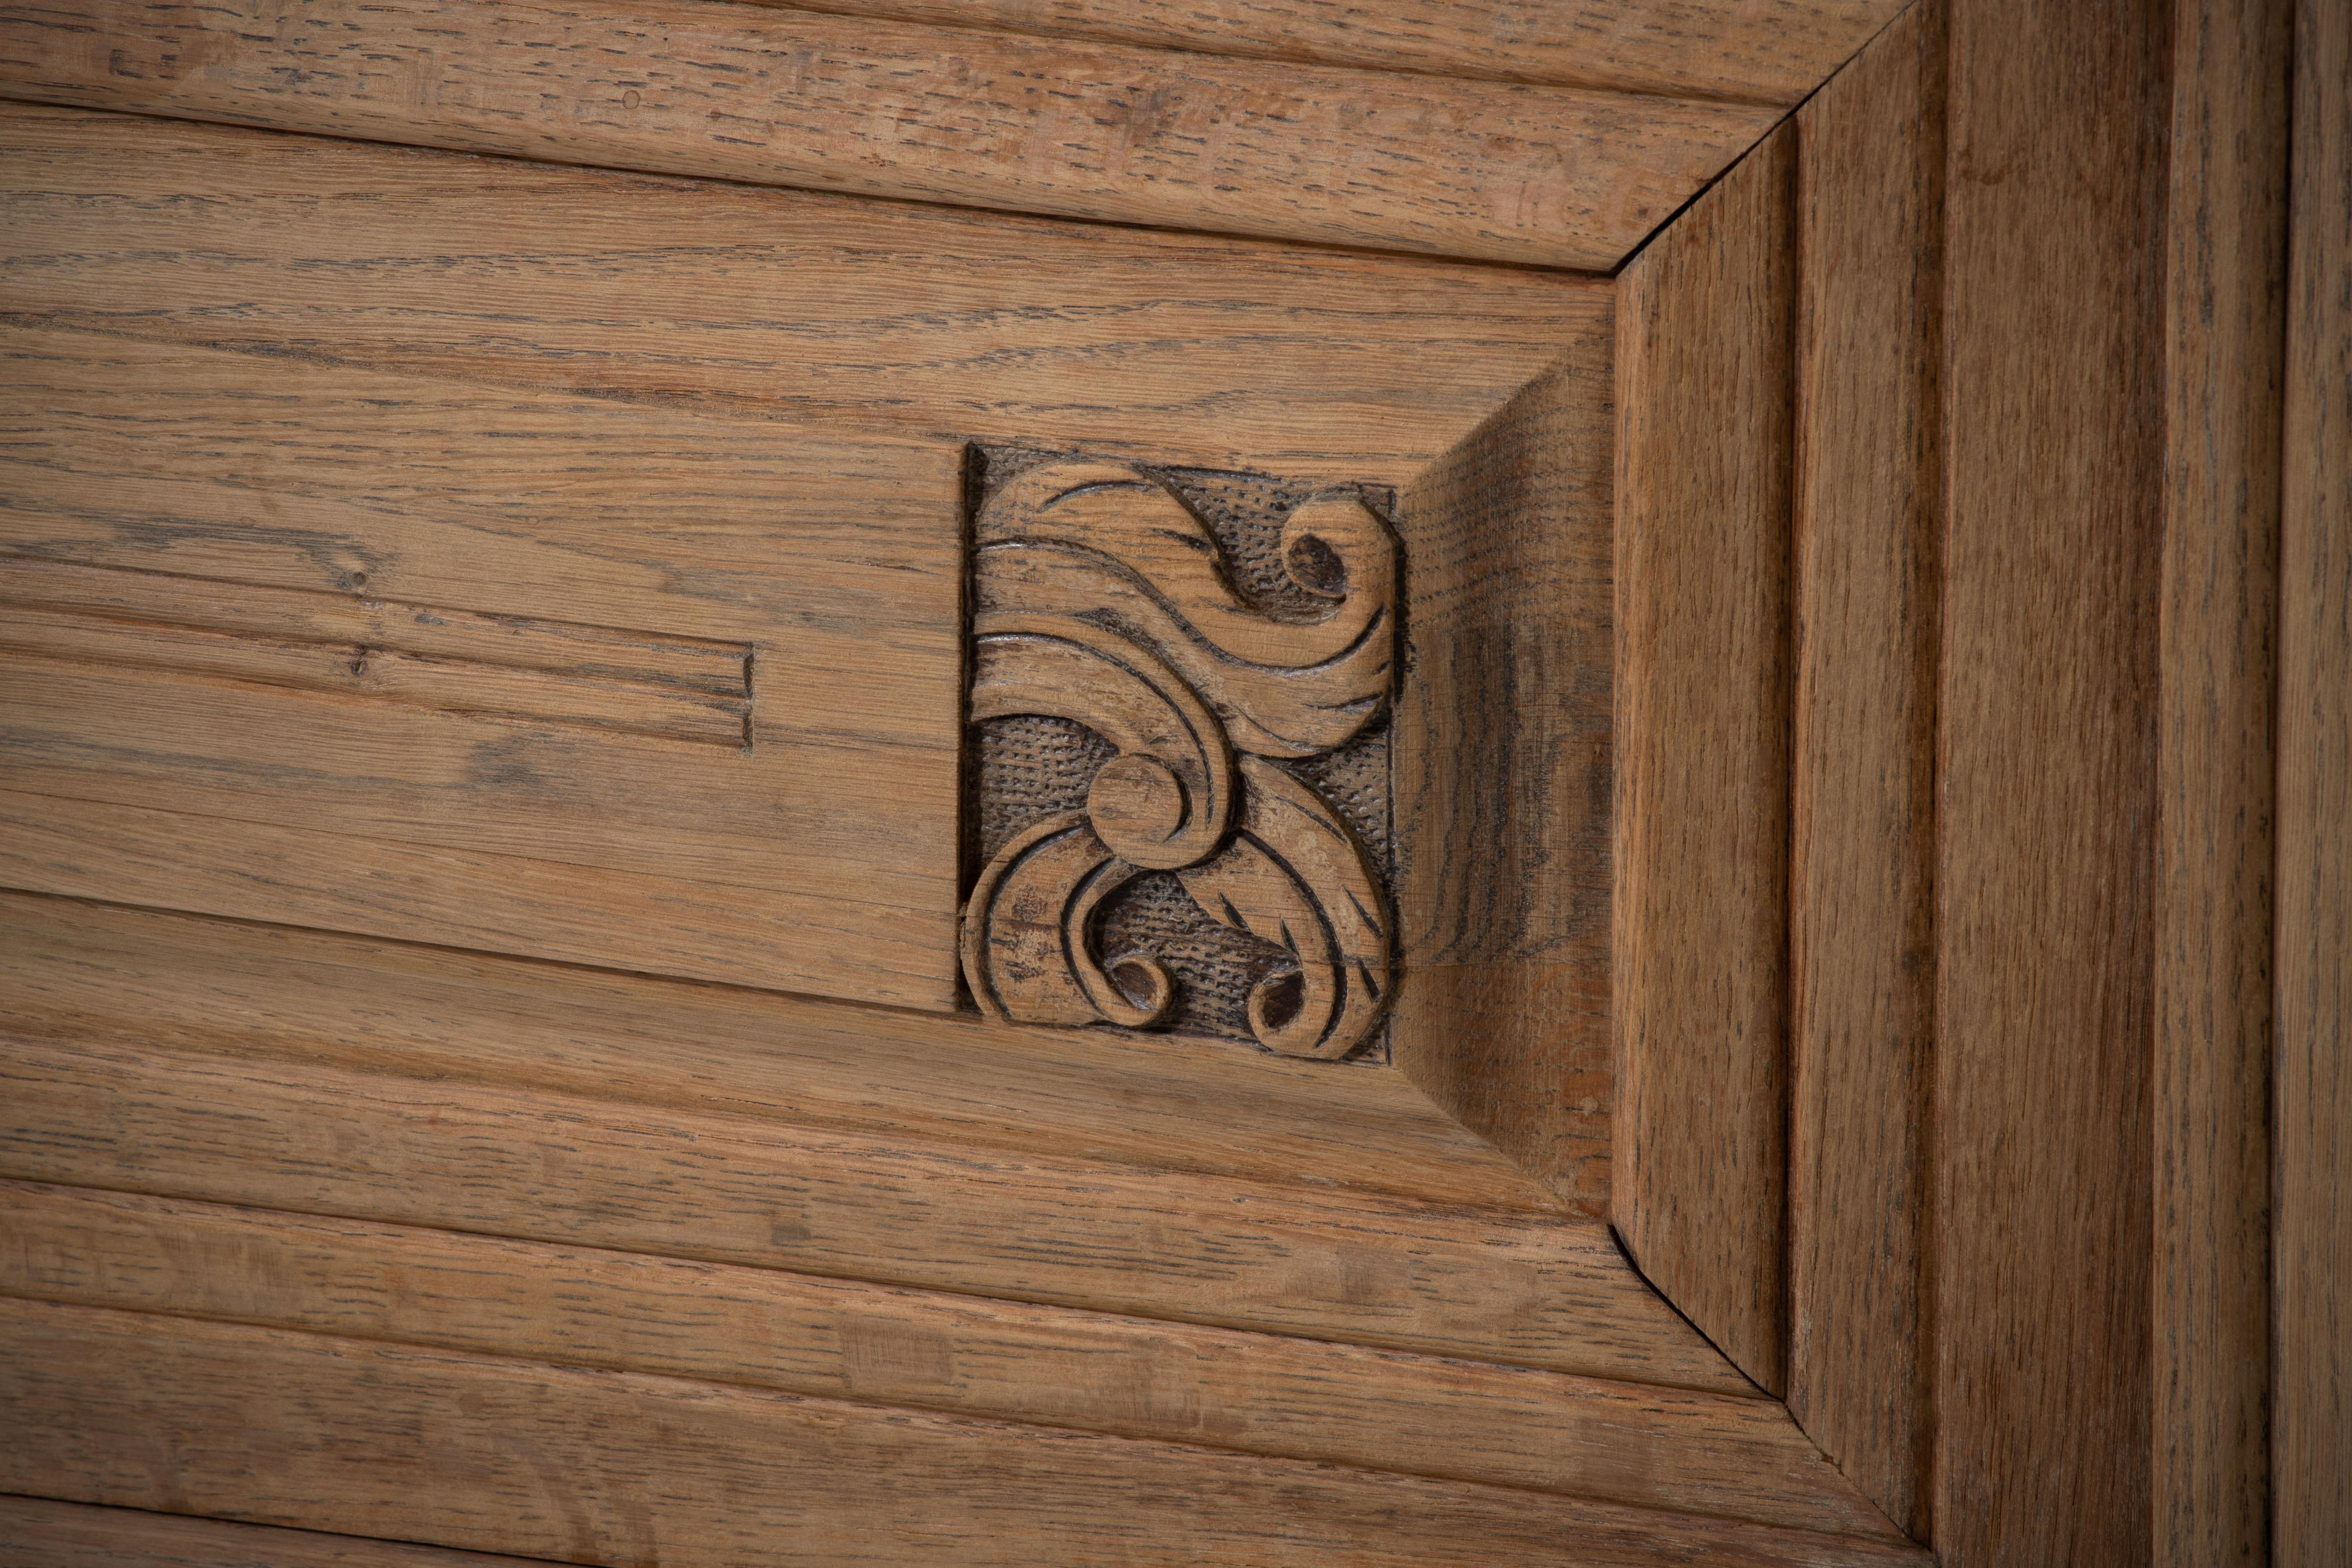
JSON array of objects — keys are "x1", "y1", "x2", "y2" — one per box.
[
  {"x1": 1934, "y1": 0, "x2": 2173, "y2": 1560},
  {"x1": 2155, "y1": 0, "x2": 2292, "y2": 1560},
  {"x1": 2276, "y1": 0, "x2": 2352, "y2": 1554},
  {"x1": 1787, "y1": 0, "x2": 1945, "y2": 1537},
  {"x1": 1615, "y1": 124, "x2": 1797, "y2": 1397}
]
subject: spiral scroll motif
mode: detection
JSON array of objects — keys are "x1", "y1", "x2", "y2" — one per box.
[{"x1": 959, "y1": 458, "x2": 1396, "y2": 1060}]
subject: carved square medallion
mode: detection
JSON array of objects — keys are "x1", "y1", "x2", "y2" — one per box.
[{"x1": 959, "y1": 451, "x2": 1398, "y2": 1061}]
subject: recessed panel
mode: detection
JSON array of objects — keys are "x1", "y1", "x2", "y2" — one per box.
[{"x1": 0, "y1": 328, "x2": 964, "y2": 1008}]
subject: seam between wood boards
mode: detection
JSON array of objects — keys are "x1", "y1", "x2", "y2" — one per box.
[
  {"x1": 0, "y1": 779, "x2": 947, "y2": 931},
  {"x1": 733, "y1": 0, "x2": 1802, "y2": 109},
  {"x1": 0, "y1": 1494, "x2": 585, "y2": 1568},
  {"x1": 0, "y1": 1029, "x2": 1726, "y2": 1378},
  {"x1": 1599, "y1": 5, "x2": 1944, "y2": 1536},
  {"x1": 0, "y1": 102, "x2": 1615, "y2": 285},
  {"x1": 0, "y1": 1271, "x2": 1822, "y2": 1533},
  {"x1": 0, "y1": 1265, "x2": 1916, "y2": 1547},
  {"x1": 1601, "y1": 0, "x2": 1930, "y2": 280}
]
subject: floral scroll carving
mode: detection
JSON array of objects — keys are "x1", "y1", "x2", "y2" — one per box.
[{"x1": 959, "y1": 458, "x2": 1397, "y2": 1060}]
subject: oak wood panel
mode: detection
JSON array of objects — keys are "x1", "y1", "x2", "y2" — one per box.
[
  {"x1": 0, "y1": 557, "x2": 756, "y2": 749},
  {"x1": 1613, "y1": 126, "x2": 1796, "y2": 1398},
  {"x1": 0, "y1": 1180, "x2": 1903, "y2": 1539},
  {"x1": 0, "y1": 792, "x2": 971, "y2": 1012},
  {"x1": 2276, "y1": 0, "x2": 2351, "y2": 1554},
  {"x1": 0, "y1": 1299, "x2": 1932, "y2": 1568},
  {"x1": 1393, "y1": 336, "x2": 1615, "y2": 1219},
  {"x1": 2154, "y1": 0, "x2": 2291, "y2": 1560},
  {"x1": 0, "y1": 326, "x2": 963, "y2": 1006},
  {"x1": 1934, "y1": 0, "x2": 2172, "y2": 1558},
  {"x1": 1785, "y1": 3, "x2": 1943, "y2": 1538},
  {"x1": 0, "y1": 1031, "x2": 1749, "y2": 1391},
  {"x1": 0, "y1": 103, "x2": 1600, "y2": 488},
  {"x1": 0, "y1": 0, "x2": 1776, "y2": 270},
  {"x1": 0, "y1": 892, "x2": 1556, "y2": 1216},
  {"x1": 0, "y1": 1495, "x2": 561, "y2": 1568},
  {"x1": 756, "y1": 0, "x2": 1909, "y2": 105}
]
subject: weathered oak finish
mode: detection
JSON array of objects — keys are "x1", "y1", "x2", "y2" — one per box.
[
  {"x1": 0, "y1": 104, "x2": 1603, "y2": 488},
  {"x1": 0, "y1": 893, "x2": 1556, "y2": 1215},
  {"x1": 0, "y1": 326, "x2": 965, "y2": 1007},
  {"x1": 756, "y1": 0, "x2": 1911, "y2": 104},
  {"x1": 0, "y1": 1299, "x2": 1933, "y2": 1568},
  {"x1": 0, "y1": 1180, "x2": 1903, "y2": 1539},
  {"x1": 0, "y1": 0, "x2": 1778, "y2": 269},
  {"x1": 0, "y1": 893, "x2": 1571, "y2": 1213},
  {"x1": 1784, "y1": 3, "x2": 1943, "y2": 1537},
  {"x1": 0, "y1": 1031, "x2": 1745, "y2": 1391},
  {"x1": 0, "y1": 1495, "x2": 558, "y2": 1568},
  {"x1": 2155, "y1": 0, "x2": 2292, "y2": 1561},
  {"x1": 1394, "y1": 338, "x2": 1616, "y2": 1217},
  {"x1": 1934, "y1": 0, "x2": 2173, "y2": 1558},
  {"x1": 1614, "y1": 126, "x2": 1796, "y2": 1398},
  {"x1": 2277, "y1": 0, "x2": 2351, "y2": 1554}
]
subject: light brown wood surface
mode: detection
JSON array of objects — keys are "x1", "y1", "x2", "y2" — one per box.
[
  {"x1": 0, "y1": 326, "x2": 965, "y2": 1007},
  {"x1": 1784, "y1": 3, "x2": 1942, "y2": 1537},
  {"x1": 1613, "y1": 125, "x2": 1796, "y2": 1399},
  {"x1": 755, "y1": 0, "x2": 1909, "y2": 104},
  {"x1": 0, "y1": 1298, "x2": 1931, "y2": 1568},
  {"x1": 1393, "y1": 337, "x2": 1615, "y2": 1218},
  {"x1": 2155, "y1": 0, "x2": 2292, "y2": 1562},
  {"x1": 0, "y1": 1030, "x2": 1745, "y2": 1391},
  {"x1": 0, "y1": 893, "x2": 1554, "y2": 1215},
  {"x1": 1934, "y1": 0, "x2": 2172, "y2": 1559},
  {"x1": 0, "y1": 1494, "x2": 560, "y2": 1568},
  {"x1": 2276, "y1": 0, "x2": 2350, "y2": 1554},
  {"x1": 0, "y1": 104, "x2": 1600, "y2": 488},
  {"x1": 0, "y1": 1179, "x2": 1900, "y2": 1539},
  {"x1": 0, "y1": 0, "x2": 1778, "y2": 269}
]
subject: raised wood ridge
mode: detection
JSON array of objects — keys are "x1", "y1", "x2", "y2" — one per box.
[
  {"x1": 0, "y1": 0, "x2": 1789, "y2": 269},
  {"x1": 754, "y1": 0, "x2": 1912, "y2": 105},
  {"x1": 0, "y1": 1296, "x2": 1930, "y2": 1567},
  {"x1": 0, "y1": 102, "x2": 1603, "y2": 485},
  {"x1": 0, "y1": 1179, "x2": 1900, "y2": 1540}
]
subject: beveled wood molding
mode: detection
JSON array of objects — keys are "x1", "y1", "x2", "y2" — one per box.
[
  {"x1": 746, "y1": 0, "x2": 1912, "y2": 105},
  {"x1": 0, "y1": 0, "x2": 1916, "y2": 271},
  {"x1": 963, "y1": 458, "x2": 1396, "y2": 1060}
]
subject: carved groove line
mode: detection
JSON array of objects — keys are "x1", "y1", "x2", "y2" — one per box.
[{"x1": 960, "y1": 459, "x2": 1396, "y2": 1060}]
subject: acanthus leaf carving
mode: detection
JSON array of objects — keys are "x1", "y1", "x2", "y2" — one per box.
[{"x1": 961, "y1": 457, "x2": 1396, "y2": 1060}]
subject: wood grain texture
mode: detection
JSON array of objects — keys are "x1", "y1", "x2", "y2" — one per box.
[
  {"x1": 0, "y1": 1031, "x2": 1747, "y2": 1391},
  {"x1": 2155, "y1": 0, "x2": 2291, "y2": 1561},
  {"x1": 0, "y1": 103, "x2": 1600, "y2": 488},
  {"x1": 1613, "y1": 126, "x2": 1796, "y2": 1398},
  {"x1": 2276, "y1": 0, "x2": 2351, "y2": 1554},
  {"x1": 753, "y1": 0, "x2": 1909, "y2": 105},
  {"x1": 0, "y1": 325, "x2": 964, "y2": 1007},
  {"x1": 1785, "y1": 2, "x2": 1942, "y2": 1538},
  {"x1": 0, "y1": 1299, "x2": 1933, "y2": 1568},
  {"x1": 0, "y1": 556, "x2": 757, "y2": 749},
  {"x1": 0, "y1": 0, "x2": 1776, "y2": 269},
  {"x1": 0, "y1": 1180, "x2": 1904, "y2": 1539},
  {"x1": 0, "y1": 1495, "x2": 559, "y2": 1568},
  {"x1": 1934, "y1": 0, "x2": 2172, "y2": 1558},
  {"x1": 0, "y1": 891, "x2": 1557, "y2": 1216},
  {"x1": 1393, "y1": 340, "x2": 1615, "y2": 1217}
]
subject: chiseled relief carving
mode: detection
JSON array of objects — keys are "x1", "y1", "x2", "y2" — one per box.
[{"x1": 960, "y1": 455, "x2": 1397, "y2": 1060}]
